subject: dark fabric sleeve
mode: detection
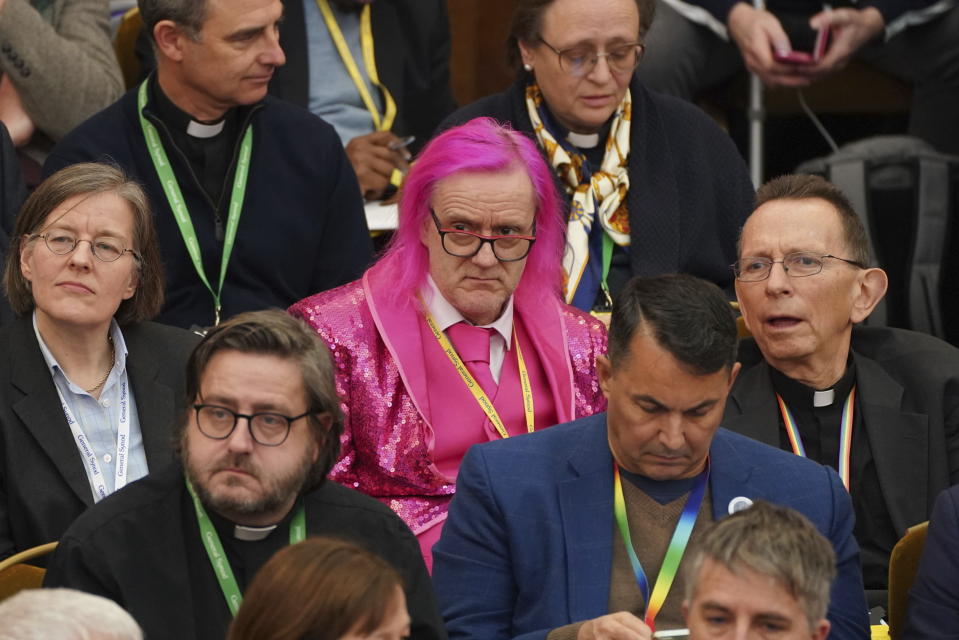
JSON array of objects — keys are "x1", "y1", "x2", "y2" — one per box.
[
  {"x1": 860, "y1": 0, "x2": 940, "y2": 25},
  {"x1": 901, "y1": 488, "x2": 959, "y2": 638},
  {"x1": 681, "y1": 0, "x2": 743, "y2": 24},
  {"x1": 432, "y1": 448, "x2": 549, "y2": 640},
  {"x1": 0, "y1": 121, "x2": 26, "y2": 326},
  {"x1": 308, "y1": 131, "x2": 374, "y2": 295},
  {"x1": 380, "y1": 517, "x2": 448, "y2": 640},
  {"x1": 43, "y1": 532, "x2": 117, "y2": 599}
]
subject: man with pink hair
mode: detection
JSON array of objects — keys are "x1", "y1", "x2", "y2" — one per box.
[{"x1": 289, "y1": 117, "x2": 608, "y2": 569}]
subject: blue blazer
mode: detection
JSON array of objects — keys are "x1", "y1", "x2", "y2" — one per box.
[
  {"x1": 432, "y1": 412, "x2": 869, "y2": 640},
  {"x1": 902, "y1": 484, "x2": 959, "y2": 638}
]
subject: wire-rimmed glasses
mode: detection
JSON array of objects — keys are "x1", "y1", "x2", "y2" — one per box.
[
  {"x1": 31, "y1": 230, "x2": 141, "y2": 263},
  {"x1": 732, "y1": 252, "x2": 866, "y2": 282},
  {"x1": 538, "y1": 38, "x2": 645, "y2": 78}
]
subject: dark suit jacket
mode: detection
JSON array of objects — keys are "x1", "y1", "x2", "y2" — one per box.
[
  {"x1": 270, "y1": 0, "x2": 457, "y2": 154},
  {"x1": 0, "y1": 316, "x2": 199, "y2": 558},
  {"x1": 902, "y1": 484, "x2": 959, "y2": 638},
  {"x1": 725, "y1": 327, "x2": 959, "y2": 545},
  {"x1": 432, "y1": 413, "x2": 869, "y2": 640},
  {"x1": 0, "y1": 122, "x2": 27, "y2": 326}
]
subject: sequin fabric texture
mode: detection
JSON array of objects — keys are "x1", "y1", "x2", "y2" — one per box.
[{"x1": 289, "y1": 277, "x2": 608, "y2": 535}]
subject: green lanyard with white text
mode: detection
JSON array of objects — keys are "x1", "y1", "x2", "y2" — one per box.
[
  {"x1": 137, "y1": 80, "x2": 252, "y2": 325},
  {"x1": 185, "y1": 479, "x2": 306, "y2": 616}
]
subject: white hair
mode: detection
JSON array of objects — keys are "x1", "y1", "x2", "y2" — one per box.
[{"x1": 0, "y1": 589, "x2": 142, "y2": 640}]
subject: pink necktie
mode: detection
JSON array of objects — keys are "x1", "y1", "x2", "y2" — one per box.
[{"x1": 445, "y1": 322, "x2": 497, "y2": 396}]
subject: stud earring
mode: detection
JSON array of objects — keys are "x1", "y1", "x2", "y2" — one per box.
[{"x1": 523, "y1": 63, "x2": 533, "y2": 72}]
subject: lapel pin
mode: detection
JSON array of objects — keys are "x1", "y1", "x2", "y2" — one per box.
[{"x1": 727, "y1": 496, "x2": 754, "y2": 515}]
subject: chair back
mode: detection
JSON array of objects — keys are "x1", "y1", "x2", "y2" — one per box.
[
  {"x1": 887, "y1": 521, "x2": 929, "y2": 638},
  {"x1": 114, "y1": 7, "x2": 144, "y2": 89},
  {"x1": 0, "y1": 541, "x2": 58, "y2": 602}
]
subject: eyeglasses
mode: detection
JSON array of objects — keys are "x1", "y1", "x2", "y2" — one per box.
[
  {"x1": 31, "y1": 230, "x2": 141, "y2": 263},
  {"x1": 193, "y1": 404, "x2": 313, "y2": 447},
  {"x1": 538, "y1": 38, "x2": 645, "y2": 78},
  {"x1": 430, "y1": 210, "x2": 536, "y2": 262},
  {"x1": 732, "y1": 252, "x2": 866, "y2": 282}
]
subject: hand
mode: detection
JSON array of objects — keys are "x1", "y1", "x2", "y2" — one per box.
[
  {"x1": 726, "y1": 3, "x2": 811, "y2": 89},
  {"x1": 345, "y1": 130, "x2": 412, "y2": 201},
  {"x1": 577, "y1": 612, "x2": 653, "y2": 640},
  {"x1": 0, "y1": 74, "x2": 35, "y2": 147},
  {"x1": 802, "y1": 7, "x2": 884, "y2": 79}
]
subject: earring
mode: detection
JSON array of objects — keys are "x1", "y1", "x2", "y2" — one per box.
[{"x1": 523, "y1": 63, "x2": 533, "y2": 72}]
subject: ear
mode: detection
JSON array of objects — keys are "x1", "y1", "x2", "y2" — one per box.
[
  {"x1": 726, "y1": 361, "x2": 742, "y2": 392},
  {"x1": 681, "y1": 600, "x2": 690, "y2": 624},
  {"x1": 517, "y1": 39, "x2": 536, "y2": 70},
  {"x1": 812, "y1": 619, "x2": 831, "y2": 640},
  {"x1": 122, "y1": 265, "x2": 139, "y2": 300},
  {"x1": 849, "y1": 267, "x2": 888, "y2": 324},
  {"x1": 596, "y1": 354, "x2": 613, "y2": 399},
  {"x1": 153, "y1": 20, "x2": 191, "y2": 63},
  {"x1": 19, "y1": 235, "x2": 35, "y2": 283}
]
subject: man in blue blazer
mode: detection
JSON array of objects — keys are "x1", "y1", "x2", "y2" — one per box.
[{"x1": 432, "y1": 274, "x2": 868, "y2": 640}]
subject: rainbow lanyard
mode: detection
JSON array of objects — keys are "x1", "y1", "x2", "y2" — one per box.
[
  {"x1": 776, "y1": 386, "x2": 856, "y2": 491},
  {"x1": 612, "y1": 461, "x2": 709, "y2": 633}
]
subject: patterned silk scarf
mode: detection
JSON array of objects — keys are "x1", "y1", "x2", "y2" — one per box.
[{"x1": 525, "y1": 82, "x2": 632, "y2": 308}]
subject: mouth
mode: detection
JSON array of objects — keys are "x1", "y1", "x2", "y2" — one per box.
[
  {"x1": 57, "y1": 281, "x2": 94, "y2": 294},
  {"x1": 580, "y1": 94, "x2": 613, "y2": 108},
  {"x1": 764, "y1": 315, "x2": 803, "y2": 330},
  {"x1": 246, "y1": 71, "x2": 274, "y2": 83}
]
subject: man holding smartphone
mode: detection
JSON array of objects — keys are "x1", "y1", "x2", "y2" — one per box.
[{"x1": 637, "y1": 0, "x2": 959, "y2": 155}]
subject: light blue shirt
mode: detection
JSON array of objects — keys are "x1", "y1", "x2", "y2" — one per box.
[
  {"x1": 303, "y1": 0, "x2": 382, "y2": 146},
  {"x1": 33, "y1": 313, "x2": 149, "y2": 498}
]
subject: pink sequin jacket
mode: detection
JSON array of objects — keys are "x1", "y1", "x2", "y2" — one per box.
[{"x1": 289, "y1": 255, "x2": 608, "y2": 535}]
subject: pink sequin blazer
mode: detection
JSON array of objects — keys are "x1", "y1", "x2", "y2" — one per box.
[{"x1": 289, "y1": 255, "x2": 608, "y2": 535}]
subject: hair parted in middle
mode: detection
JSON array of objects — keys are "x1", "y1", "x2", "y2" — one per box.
[{"x1": 176, "y1": 309, "x2": 344, "y2": 494}]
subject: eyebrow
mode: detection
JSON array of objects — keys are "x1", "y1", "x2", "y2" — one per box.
[
  {"x1": 42, "y1": 222, "x2": 127, "y2": 240},
  {"x1": 225, "y1": 10, "x2": 284, "y2": 42},
  {"x1": 632, "y1": 394, "x2": 719, "y2": 413}
]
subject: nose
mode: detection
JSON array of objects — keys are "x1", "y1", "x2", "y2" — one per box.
[
  {"x1": 261, "y1": 26, "x2": 286, "y2": 68},
  {"x1": 226, "y1": 416, "x2": 256, "y2": 453},
  {"x1": 658, "y1": 414, "x2": 685, "y2": 451},
  {"x1": 764, "y1": 260, "x2": 793, "y2": 295},
  {"x1": 585, "y1": 53, "x2": 614, "y2": 83},
  {"x1": 67, "y1": 240, "x2": 95, "y2": 269},
  {"x1": 470, "y1": 240, "x2": 499, "y2": 268}
]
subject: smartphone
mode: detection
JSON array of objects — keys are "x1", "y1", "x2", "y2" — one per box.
[{"x1": 772, "y1": 24, "x2": 831, "y2": 65}]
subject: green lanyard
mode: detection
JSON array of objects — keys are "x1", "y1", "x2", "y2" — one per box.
[
  {"x1": 597, "y1": 233, "x2": 615, "y2": 311},
  {"x1": 185, "y1": 479, "x2": 306, "y2": 616},
  {"x1": 137, "y1": 80, "x2": 252, "y2": 326}
]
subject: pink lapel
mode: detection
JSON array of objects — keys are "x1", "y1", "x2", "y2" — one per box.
[{"x1": 515, "y1": 297, "x2": 577, "y2": 422}]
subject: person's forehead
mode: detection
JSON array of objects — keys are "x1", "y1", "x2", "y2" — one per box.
[
  {"x1": 619, "y1": 332, "x2": 729, "y2": 398},
  {"x1": 740, "y1": 198, "x2": 846, "y2": 255},
  {"x1": 201, "y1": 0, "x2": 281, "y2": 33},
  {"x1": 539, "y1": 0, "x2": 639, "y2": 43},
  {"x1": 693, "y1": 558, "x2": 804, "y2": 616},
  {"x1": 431, "y1": 168, "x2": 536, "y2": 222}
]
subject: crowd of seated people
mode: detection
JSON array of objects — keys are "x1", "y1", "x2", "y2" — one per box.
[{"x1": 0, "y1": 0, "x2": 958, "y2": 638}]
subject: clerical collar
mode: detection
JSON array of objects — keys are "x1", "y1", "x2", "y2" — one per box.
[
  {"x1": 567, "y1": 131, "x2": 601, "y2": 149},
  {"x1": 204, "y1": 497, "x2": 298, "y2": 542},
  {"x1": 421, "y1": 275, "x2": 514, "y2": 347},
  {"x1": 152, "y1": 76, "x2": 233, "y2": 139},
  {"x1": 233, "y1": 524, "x2": 277, "y2": 541},
  {"x1": 770, "y1": 356, "x2": 858, "y2": 408}
]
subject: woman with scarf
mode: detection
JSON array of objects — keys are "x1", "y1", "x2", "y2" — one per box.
[{"x1": 440, "y1": 0, "x2": 753, "y2": 314}]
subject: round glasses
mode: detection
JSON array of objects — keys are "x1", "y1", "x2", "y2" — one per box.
[
  {"x1": 430, "y1": 210, "x2": 536, "y2": 262},
  {"x1": 31, "y1": 231, "x2": 141, "y2": 263},
  {"x1": 733, "y1": 252, "x2": 865, "y2": 282},
  {"x1": 538, "y1": 38, "x2": 645, "y2": 78},
  {"x1": 193, "y1": 404, "x2": 313, "y2": 447}
]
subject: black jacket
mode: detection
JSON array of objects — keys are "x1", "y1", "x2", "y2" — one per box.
[
  {"x1": 0, "y1": 317, "x2": 198, "y2": 559},
  {"x1": 440, "y1": 74, "x2": 753, "y2": 293},
  {"x1": 43, "y1": 83, "x2": 373, "y2": 328},
  {"x1": 45, "y1": 462, "x2": 447, "y2": 640}
]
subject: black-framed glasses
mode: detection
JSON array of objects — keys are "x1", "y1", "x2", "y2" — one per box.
[
  {"x1": 732, "y1": 252, "x2": 866, "y2": 282},
  {"x1": 193, "y1": 404, "x2": 313, "y2": 447},
  {"x1": 30, "y1": 230, "x2": 141, "y2": 263},
  {"x1": 430, "y1": 209, "x2": 536, "y2": 262},
  {"x1": 538, "y1": 38, "x2": 645, "y2": 78}
]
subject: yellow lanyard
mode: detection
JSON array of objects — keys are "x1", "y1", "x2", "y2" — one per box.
[
  {"x1": 317, "y1": 0, "x2": 396, "y2": 132},
  {"x1": 422, "y1": 310, "x2": 534, "y2": 439}
]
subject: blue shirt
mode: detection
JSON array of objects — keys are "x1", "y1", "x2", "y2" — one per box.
[{"x1": 33, "y1": 313, "x2": 148, "y2": 498}]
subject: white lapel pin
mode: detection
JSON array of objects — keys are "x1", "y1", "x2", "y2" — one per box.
[{"x1": 727, "y1": 496, "x2": 754, "y2": 515}]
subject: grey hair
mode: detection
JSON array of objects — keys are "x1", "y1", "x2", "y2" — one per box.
[
  {"x1": 0, "y1": 589, "x2": 143, "y2": 640},
  {"x1": 138, "y1": 0, "x2": 208, "y2": 39}
]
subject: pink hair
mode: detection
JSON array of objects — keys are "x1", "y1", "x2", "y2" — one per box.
[{"x1": 382, "y1": 117, "x2": 565, "y2": 309}]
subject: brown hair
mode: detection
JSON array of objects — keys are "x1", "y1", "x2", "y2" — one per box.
[
  {"x1": 227, "y1": 537, "x2": 403, "y2": 640},
  {"x1": 684, "y1": 501, "x2": 836, "y2": 629},
  {"x1": 751, "y1": 173, "x2": 872, "y2": 267},
  {"x1": 176, "y1": 310, "x2": 344, "y2": 494},
  {"x1": 506, "y1": 0, "x2": 655, "y2": 68},
  {"x1": 3, "y1": 162, "x2": 164, "y2": 324}
]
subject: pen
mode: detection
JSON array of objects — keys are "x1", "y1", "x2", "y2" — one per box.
[
  {"x1": 388, "y1": 135, "x2": 416, "y2": 151},
  {"x1": 652, "y1": 630, "x2": 689, "y2": 638}
]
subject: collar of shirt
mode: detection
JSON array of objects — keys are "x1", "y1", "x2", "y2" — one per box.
[
  {"x1": 422, "y1": 275, "x2": 514, "y2": 383},
  {"x1": 153, "y1": 75, "x2": 232, "y2": 139},
  {"x1": 770, "y1": 354, "x2": 858, "y2": 409},
  {"x1": 33, "y1": 311, "x2": 130, "y2": 396}
]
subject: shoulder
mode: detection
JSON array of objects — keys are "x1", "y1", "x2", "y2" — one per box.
[
  {"x1": 57, "y1": 464, "x2": 184, "y2": 547},
  {"x1": 438, "y1": 88, "x2": 520, "y2": 134},
  {"x1": 257, "y1": 97, "x2": 341, "y2": 141},
  {"x1": 852, "y1": 325, "x2": 959, "y2": 368},
  {"x1": 306, "y1": 481, "x2": 415, "y2": 538},
  {"x1": 560, "y1": 305, "x2": 608, "y2": 339},
  {"x1": 122, "y1": 321, "x2": 200, "y2": 350},
  {"x1": 713, "y1": 428, "x2": 838, "y2": 487},
  {"x1": 45, "y1": 90, "x2": 137, "y2": 169},
  {"x1": 288, "y1": 278, "x2": 368, "y2": 332},
  {"x1": 467, "y1": 414, "x2": 605, "y2": 468}
]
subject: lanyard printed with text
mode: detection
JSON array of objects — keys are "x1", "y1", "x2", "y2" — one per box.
[
  {"x1": 776, "y1": 386, "x2": 856, "y2": 491},
  {"x1": 137, "y1": 80, "x2": 251, "y2": 326},
  {"x1": 317, "y1": 0, "x2": 396, "y2": 132},
  {"x1": 613, "y1": 461, "x2": 709, "y2": 633},
  {"x1": 422, "y1": 309, "x2": 534, "y2": 439},
  {"x1": 57, "y1": 378, "x2": 131, "y2": 502},
  {"x1": 186, "y1": 480, "x2": 306, "y2": 616}
]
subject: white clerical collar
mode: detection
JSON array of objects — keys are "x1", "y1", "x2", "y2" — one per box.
[
  {"x1": 422, "y1": 276, "x2": 514, "y2": 346},
  {"x1": 813, "y1": 388, "x2": 835, "y2": 407},
  {"x1": 186, "y1": 119, "x2": 225, "y2": 138},
  {"x1": 233, "y1": 523, "x2": 276, "y2": 541},
  {"x1": 567, "y1": 131, "x2": 600, "y2": 149}
]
